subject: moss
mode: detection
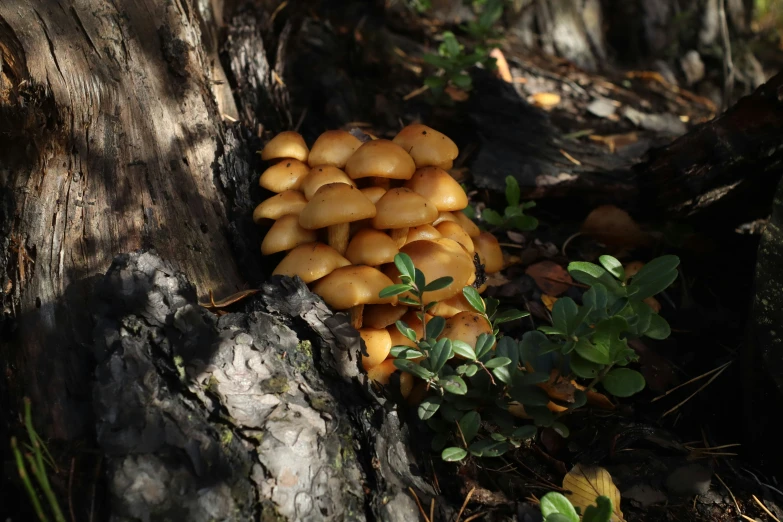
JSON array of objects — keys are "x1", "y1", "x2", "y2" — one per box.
[
  {"x1": 220, "y1": 427, "x2": 233, "y2": 446},
  {"x1": 296, "y1": 340, "x2": 313, "y2": 357},
  {"x1": 173, "y1": 355, "x2": 186, "y2": 382},
  {"x1": 261, "y1": 374, "x2": 290, "y2": 394},
  {"x1": 259, "y1": 502, "x2": 287, "y2": 522}
]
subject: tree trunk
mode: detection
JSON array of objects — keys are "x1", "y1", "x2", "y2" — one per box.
[{"x1": 0, "y1": 0, "x2": 249, "y2": 439}]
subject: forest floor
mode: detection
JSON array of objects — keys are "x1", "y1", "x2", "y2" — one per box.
[{"x1": 277, "y1": 3, "x2": 783, "y2": 522}]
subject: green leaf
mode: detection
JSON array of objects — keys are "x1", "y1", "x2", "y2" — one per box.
[
  {"x1": 583, "y1": 284, "x2": 608, "y2": 312},
  {"x1": 509, "y1": 215, "x2": 539, "y2": 232},
  {"x1": 468, "y1": 439, "x2": 512, "y2": 457},
  {"x1": 441, "y1": 31, "x2": 462, "y2": 56},
  {"x1": 379, "y1": 284, "x2": 413, "y2": 299},
  {"x1": 394, "y1": 253, "x2": 415, "y2": 281},
  {"x1": 418, "y1": 396, "x2": 441, "y2": 420},
  {"x1": 568, "y1": 261, "x2": 623, "y2": 295},
  {"x1": 505, "y1": 175, "x2": 521, "y2": 207},
  {"x1": 485, "y1": 297, "x2": 499, "y2": 319},
  {"x1": 462, "y1": 205, "x2": 476, "y2": 219},
  {"x1": 459, "y1": 411, "x2": 480, "y2": 443},
  {"x1": 569, "y1": 353, "x2": 602, "y2": 379},
  {"x1": 551, "y1": 422, "x2": 570, "y2": 438},
  {"x1": 390, "y1": 346, "x2": 424, "y2": 359},
  {"x1": 628, "y1": 300, "x2": 652, "y2": 336},
  {"x1": 451, "y1": 73, "x2": 472, "y2": 89},
  {"x1": 441, "y1": 375, "x2": 468, "y2": 395},
  {"x1": 493, "y1": 309, "x2": 530, "y2": 325},
  {"x1": 496, "y1": 336, "x2": 519, "y2": 368},
  {"x1": 424, "y1": 276, "x2": 454, "y2": 292},
  {"x1": 394, "y1": 359, "x2": 434, "y2": 380},
  {"x1": 428, "y1": 338, "x2": 453, "y2": 373},
  {"x1": 395, "y1": 320, "x2": 418, "y2": 342},
  {"x1": 426, "y1": 316, "x2": 446, "y2": 339},
  {"x1": 440, "y1": 402, "x2": 461, "y2": 422},
  {"x1": 538, "y1": 326, "x2": 565, "y2": 336},
  {"x1": 628, "y1": 255, "x2": 680, "y2": 299},
  {"x1": 441, "y1": 447, "x2": 468, "y2": 462},
  {"x1": 552, "y1": 298, "x2": 578, "y2": 335},
  {"x1": 485, "y1": 357, "x2": 512, "y2": 369},
  {"x1": 398, "y1": 296, "x2": 420, "y2": 306},
  {"x1": 504, "y1": 205, "x2": 523, "y2": 218},
  {"x1": 492, "y1": 365, "x2": 513, "y2": 384},
  {"x1": 464, "y1": 364, "x2": 479, "y2": 377},
  {"x1": 546, "y1": 514, "x2": 578, "y2": 522},
  {"x1": 462, "y1": 286, "x2": 486, "y2": 314},
  {"x1": 645, "y1": 313, "x2": 671, "y2": 340},
  {"x1": 526, "y1": 406, "x2": 555, "y2": 427},
  {"x1": 510, "y1": 385, "x2": 550, "y2": 406},
  {"x1": 475, "y1": 333, "x2": 496, "y2": 359},
  {"x1": 510, "y1": 425, "x2": 537, "y2": 440},
  {"x1": 569, "y1": 390, "x2": 587, "y2": 410},
  {"x1": 452, "y1": 340, "x2": 477, "y2": 360},
  {"x1": 592, "y1": 316, "x2": 630, "y2": 362},
  {"x1": 414, "y1": 268, "x2": 426, "y2": 293},
  {"x1": 583, "y1": 496, "x2": 614, "y2": 522},
  {"x1": 431, "y1": 433, "x2": 448, "y2": 451},
  {"x1": 574, "y1": 337, "x2": 611, "y2": 365},
  {"x1": 482, "y1": 208, "x2": 504, "y2": 226},
  {"x1": 599, "y1": 255, "x2": 625, "y2": 281},
  {"x1": 540, "y1": 492, "x2": 580, "y2": 522},
  {"x1": 602, "y1": 368, "x2": 645, "y2": 397},
  {"x1": 514, "y1": 371, "x2": 550, "y2": 385}
]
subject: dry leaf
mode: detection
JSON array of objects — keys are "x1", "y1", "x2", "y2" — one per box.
[
  {"x1": 643, "y1": 296, "x2": 661, "y2": 313},
  {"x1": 623, "y1": 261, "x2": 645, "y2": 278},
  {"x1": 531, "y1": 92, "x2": 561, "y2": 109},
  {"x1": 199, "y1": 289, "x2": 260, "y2": 309},
  {"x1": 563, "y1": 464, "x2": 624, "y2": 522},
  {"x1": 541, "y1": 294, "x2": 558, "y2": 311},
  {"x1": 445, "y1": 85, "x2": 470, "y2": 102},
  {"x1": 490, "y1": 48, "x2": 513, "y2": 83},
  {"x1": 581, "y1": 205, "x2": 652, "y2": 248},
  {"x1": 538, "y1": 369, "x2": 577, "y2": 403},
  {"x1": 525, "y1": 261, "x2": 573, "y2": 296}
]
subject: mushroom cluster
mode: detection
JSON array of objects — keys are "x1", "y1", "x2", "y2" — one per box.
[{"x1": 254, "y1": 124, "x2": 505, "y2": 392}]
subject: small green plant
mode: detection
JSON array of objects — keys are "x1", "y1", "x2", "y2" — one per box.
[
  {"x1": 407, "y1": 0, "x2": 432, "y2": 13},
  {"x1": 462, "y1": 0, "x2": 505, "y2": 42},
  {"x1": 377, "y1": 250, "x2": 679, "y2": 463},
  {"x1": 11, "y1": 398, "x2": 66, "y2": 522},
  {"x1": 423, "y1": 31, "x2": 493, "y2": 98},
  {"x1": 478, "y1": 175, "x2": 539, "y2": 232},
  {"x1": 540, "y1": 492, "x2": 614, "y2": 522}
]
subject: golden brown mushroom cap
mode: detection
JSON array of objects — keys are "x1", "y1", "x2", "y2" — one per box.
[
  {"x1": 300, "y1": 166, "x2": 357, "y2": 200},
  {"x1": 404, "y1": 224, "x2": 442, "y2": 244},
  {"x1": 429, "y1": 291, "x2": 478, "y2": 318},
  {"x1": 439, "y1": 311, "x2": 493, "y2": 351},
  {"x1": 261, "y1": 214, "x2": 318, "y2": 255},
  {"x1": 272, "y1": 242, "x2": 350, "y2": 283},
  {"x1": 372, "y1": 188, "x2": 438, "y2": 230},
  {"x1": 363, "y1": 304, "x2": 408, "y2": 329},
  {"x1": 310, "y1": 265, "x2": 397, "y2": 310},
  {"x1": 435, "y1": 221, "x2": 475, "y2": 254},
  {"x1": 298, "y1": 183, "x2": 376, "y2": 230},
  {"x1": 345, "y1": 229, "x2": 399, "y2": 266},
  {"x1": 474, "y1": 231, "x2": 504, "y2": 273},
  {"x1": 345, "y1": 139, "x2": 416, "y2": 181},
  {"x1": 392, "y1": 123, "x2": 458, "y2": 169},
  {"x1": 359, "y1": 186, "x2": 387, "y2": 205},
  {"x1": 387, "y1": 310, "x2": 428, "y2": 350},
  {"x1": 453, "y1": 210, "x2": 481, "y2": 238},
  {"x1": 258, "y1": 159, "x2": 310, "y2": 193},
  {"x1": 432, "y1": 211, "x2": 459, "y2": 227},
  {"x1": 359, "y1": 328, "x2": 392, "y2": 371},
  {"x1": 252, "y1": 190, "x2": 308, "y2": 224},
  {"x1": 386, "y1": 238, "x2": 474, "y2": 302},
  {"x1": 260, "y1": 131, "x2": 309, "y2": 162},
  {"x1": 403, "y1": 167, "x2": 468, "y2": 211},
  {"x1": 308, "y1": 130, "x2": 363, "y2": 168}
]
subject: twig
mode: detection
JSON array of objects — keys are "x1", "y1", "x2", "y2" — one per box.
[
  {"x1": 408, "y1": 488, "x2": 431, "y2": 522},
  {"x1": 714, "y1": 473, "x2": 740, "y2": 515},
  {"x1": 717, "y1": 0, "x2": 735, "y2": 110},
  {"x1": 661, "y1": 363, "x2": 730, "y2": 418},
  {"x1": 753, "y1": 494, "x2": 781, "y2": 522},
  {"x1": 404, "y1": 85, "x2": 430, "y2": 101},
  {"x1": 294, "y1": 107, "x2": 308, "y2": 133},
  {"x1": 68, "y1": 458, "x2": 76, "y2": 522},
  {"x1": 429, "y1": 498, "x2": 435, "y2": 522},
  {"x1": 456, "y1": 487, "x2": 476, "y2": 522},
  {"x1": 652, "y1": 361, "x2": 732, "y2": 402},
  {"x1": 561, "y1": 232, "x2": 582, "y2": 257},
  {"x1": 463, "y1": 512, "x2": 486, "y2": 521}
]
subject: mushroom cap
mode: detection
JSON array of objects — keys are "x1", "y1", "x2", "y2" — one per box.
[
  {"x1": 345, "y1": 228, "x2": 399, "y2": 266},
  {"x1": 308, "y1": 130, "x2": 363, "y2": 168},
  {"x1": 258, "y1": 159, "x2": 310, "y2": 193},
  {"x1": 367, "y1": 360, "x2": 414, "y2": 397},
  {"x1": 253, "y1": 190, "x2": 308, "y2": 224},
  {"x1": 386, "y1": 238, "x2": 474, "y2": 302},
  {"x1": 300, "y1": 166, "x2": 357, "y2": 200},
  {"x1": 359, "y1": 327, "x2": 392, "y2": 371},
  {"x1": 272, "y1": 242, "x2": 351, "y2": 283},
  {"x1": 404, "y1": 224, "x2": 442, "y2": 244},
  {"x1": 360, "y1": 186, "x2": 387, "y2": 204},
  {"x1": 392, "y1": 123, "x2": 459, "y2": 169},
  {"x1": 474, "y1": 231, "x2": 504, "y2": 273},
  {"x1": 432, "y1": 211, "x2": 459, "y2": 226},
  {"x1": 439, "y1": 311, "x2": 493, "y2": 351},
  {"x1": 261, "y1": 214, "x2": 318, "y2": 255},
  {"x1": 372, "y1": 188, "x2": 438, "y2": 230},
  {"x1": 429, "y1": 291, "x2": 478, "y2": 318},
  {"x1": 260, "y1": 131, "x2": 309, "y2": 162},
  {"x1": 310, "y1": 265, "x2": 397, "y2": 309},
  {"x1": 345, "y1": 139, "x2": 416, "y2": 181},
  {"x1": 299, "y1": 183, "x2": 376, "y2": 230},
  {"x1": 387, "y1": 310, "x2": 428, "y2": 349},
  {"x1": 453, "y1": 210, "x2": 481, "y2": 238},
  {"x1": 363, "y1": 303, "x2": 408, "y2": 329},
  {"x1": 435, "y1": 221, "x2": 474, "y2": 254},
  {"x1": 403, "y1": 167, "x2": 468, "y2": 211}
]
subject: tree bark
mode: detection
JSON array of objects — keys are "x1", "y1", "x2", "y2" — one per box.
[{"x1": 0, "y1": 0, "x2": 248, "y2": 439}]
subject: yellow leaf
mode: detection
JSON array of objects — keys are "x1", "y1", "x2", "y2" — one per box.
[
  {"x1": 531, "y1": 92, "x2": 561, "y2": 109},
  {"x1": 541, "y1": 294, "x2": 558, "y2": 311},
  {"x1": 563, "y1": 464, "x2": 624, "y2": 521}
]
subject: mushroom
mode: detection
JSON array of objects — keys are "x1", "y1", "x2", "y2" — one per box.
[
  {"x1": 345, "y1": 139, "x2": 416, "y2": 188},
  {"x1": 372, "y1": 187, "x2": 438, "y2": 247},
  {"x1": 359, "y1": 186, "x2": 387, "y2": 204},
  {"x1": 359, "y1": 328, "x2": 392, "y2": 371},
  {"x1": 345, "y1": 229, "x2": 399, "y2": 266},
  {"x1": 452, "y1": 210, "x2": 481, "y2": 238},
  {"x1": 439, "y1": 311, "x2": 494, "y2": 358},
  {"x1": 387, "y1": 309, "x2": 428, "y2": 349},
  {"x1": 272, "y1": 242, "x2": 351, "y2": 283},
  {"x1": 308, "y1": 130, "x2": 363, "y2": 168},
  {"x1": 298, "y1": 183, "x2": 376, "y2": 255},
  {"x1": 435, "y1": 221, "x2": 474, "y2": 254},
  {"x1": 363, "y1": 303, "x2": 408, "y2": 329},
  {"x1": 403, "y1": 166, "x2": 468, "y2": 212},
  {"x1": 300, "y1": 165, "x2": 357, "y2": 200},
  {"x1": 260, "y1": 131, "x2": 309, "y2": 162},
  {"x1": 428, "y1": 291, "x2": 477, "y2": 318},
  {"x1": 392, "y1": 123, "x2": 459, "y2": 170},
  {"x1": 404, "y1": 224, "x2": 442, "y2": 244},
  {"x1": 310, "y1": 264, "x2": 397, "y2": 328},
  {"x1": 261, "y1": 214, "x2": 317, "y2": 255},
  {"x1": 367, "y1": 359, "x2": 414, "y2": 398},
  {"x1": 474, "y1": 231, "x2": 504, "y2": 273},
  {"x1": 252, "y1": 190, "x2": 308, "y2": 224},
  {"x1": 432, "y1": 211, "x2": 459, "y2": 226},
  {"x1": 258, "y1": 159, "x2": 310, "y2": 193}
]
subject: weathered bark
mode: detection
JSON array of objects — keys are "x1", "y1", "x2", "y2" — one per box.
[{"x1": 0, "y1": 0, "x2": 251, "y2": 439}]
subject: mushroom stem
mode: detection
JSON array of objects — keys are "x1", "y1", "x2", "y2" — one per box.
[
  {"x1": 389, "y1": 227, "x2": 409, "y2": 247},
  {"x1": 350, "y1": 304, "x2": 364, "y2": 329},
  {"x1": 372, "y1": 177, "x2": 391, "y2": 189},
  {"x1": 328, "y1": 223, "x2": 351, "y2": 255}
]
